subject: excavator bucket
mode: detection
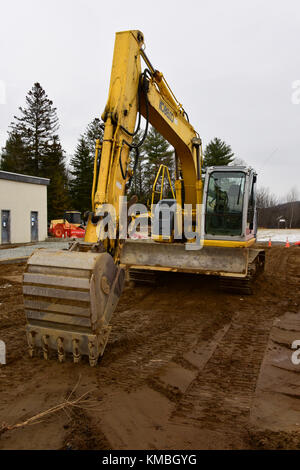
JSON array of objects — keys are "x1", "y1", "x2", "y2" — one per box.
[{"x1": 23, "y1": 249, "x2": 124, "y2": 365}]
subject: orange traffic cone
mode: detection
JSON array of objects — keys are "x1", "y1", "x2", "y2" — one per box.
[
  {"x1": 285, "y1": 237, "x2": 290, "y2": 248},
  {"x1": 268, "y1": 237, "x2": 272, "y2": 247}
]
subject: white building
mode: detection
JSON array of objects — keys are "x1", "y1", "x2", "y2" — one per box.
[{"x1": 0, "y1": 171, "x2": 50, "y2": 244}]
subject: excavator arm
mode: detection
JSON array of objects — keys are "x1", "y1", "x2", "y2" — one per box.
[{"x1": 85, "y1": 30, "x2": 202, "y2": 251}]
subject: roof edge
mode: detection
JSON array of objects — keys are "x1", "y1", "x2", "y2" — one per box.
[{"x1": 0, "y1": 170, "x2": 50, "y2": 186}]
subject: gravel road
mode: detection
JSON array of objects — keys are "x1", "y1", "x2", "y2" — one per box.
[{"x1": 0, "y1": 241, "x2": 69, "y2": 261}]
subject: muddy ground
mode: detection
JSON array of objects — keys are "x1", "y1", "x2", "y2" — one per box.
[{"x1": 0, "y1": 245, "x2": 299, "y2": 450}]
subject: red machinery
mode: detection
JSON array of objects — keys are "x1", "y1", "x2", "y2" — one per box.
[{"x1": 48, "y1": 211, "x2": 85, "y2": 239}]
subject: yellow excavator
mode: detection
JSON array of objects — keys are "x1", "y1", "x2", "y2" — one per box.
[{"x1": 22, "y1": 30, "x2": 265, "y2": 366}]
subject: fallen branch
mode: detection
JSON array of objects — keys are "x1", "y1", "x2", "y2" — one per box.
[{"x1": 0, "y1": 377, "x2": 96, "y2": 437}]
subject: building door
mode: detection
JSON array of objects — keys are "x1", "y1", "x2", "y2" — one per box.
[
  {"x1": 31, "y1": 211, "x2": 38, "y2": 242},
  {"x1": 1, "y1": 210, "x2": 11, "y2": 244}
]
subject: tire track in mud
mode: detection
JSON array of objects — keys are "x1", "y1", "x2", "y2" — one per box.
[
  {"x1": 287, "y1": 250, "x2": 300, "y2": 284},
  {"x1": 163, "y1": 247, "x2": 300, "y2": 449},
  {"x1": 171, "y1": 308, "x2": 275, "y2": 448},
  {"x1": 88, "y1": 248, "x2": 299, "y2": 449},
  {"x1": 95, "y1": 280, "x2": 234, "y2": 391},
  {"x1": 97, "y1": 312, "x2": 218, "y2": 389},
  {"x1": 62, "y1": 407, "x2": 111, "y2": 450}
]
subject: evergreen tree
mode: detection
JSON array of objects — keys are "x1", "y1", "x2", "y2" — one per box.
[
  {"x1": 130, "y1": 152, "x2": 145, "y2": 201},
  {"x1": 69, "y1": 137, "x2": 94, "y2": 214},
  {"x1": 203, "y1": 137, "x2": 234, "y2": 167},
  {"x1": 41, "y1": 136, "x2": 70, "y2": 221},
  {"x1": 142, "y1": 126, "x2": 174, "y2": 202},
  {"x1": 83, "y1": 117, "x2": 104, "y2": 157},
  {"x1": 10, "y1": 82, "x2": 59, "y2": 175},
  {"x1": 69, "y1": 118, "x2": 104, "y2": 214},
  {"x1": 127, "y1": 130, "x2": 146, "y2": 203},
  {"x1": 1, "y1": 130, "x2": 28, "y2": 173},
  {"x1": 2, "y1": 82, "x2": 69, "y2": 220}
]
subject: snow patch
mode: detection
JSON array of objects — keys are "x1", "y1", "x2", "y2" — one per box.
[{"x1": 257, "y1": 229, "x2": 300, "y2": 243}]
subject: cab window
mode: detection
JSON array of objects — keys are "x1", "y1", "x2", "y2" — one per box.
[{"x1": 205, "y1": 171, "x2": 245, "y2": 236}]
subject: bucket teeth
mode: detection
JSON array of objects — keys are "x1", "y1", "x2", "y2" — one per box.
[
  {"x1": 72, "y1": 339, "x2": 81, "y2": 364},
  {"x1": 88, "y1": 340, "x2": 98, "y2": 367},
  {"x1": 27, "y1": 331, "x2": 36, "y2": 358},
  {"x1": 42, "y1": 335, "x2": 49, "y2": 360},
  {"x1": 57, "y1": 337, "x2": 65, "y2": 363}
]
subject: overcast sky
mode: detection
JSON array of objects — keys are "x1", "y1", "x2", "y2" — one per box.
[{"x1": 1, "y1": 0, "x2": 299, "y2": 199}]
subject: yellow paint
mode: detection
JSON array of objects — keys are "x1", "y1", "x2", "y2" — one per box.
[
  {"x1": 84, "y1": 215, "x2": 98, "y2": 242},
  {"x1": 203, "y1": 238, "x2": 256, "y2": 248},
  {"x1": 152, "y1": 234, "x2": 173, "y2": 243},
  {"x1": 151, "y1": 237, "x2": 255, "y2": 247},
  {"x1": 151, "y1": 164, "x2": 175, "y2": 207},
  {"x1": 91, "y1": 139, "x2": 101, "y2": 211}
]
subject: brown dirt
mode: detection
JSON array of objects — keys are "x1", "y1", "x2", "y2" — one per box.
[{"x1": 0, "y1": 245, "x2": 299, "y2": 449}]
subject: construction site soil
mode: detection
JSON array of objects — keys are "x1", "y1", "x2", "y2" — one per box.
[{"x1": 0, "y1": 245, "x2": 299, "y2": 450}]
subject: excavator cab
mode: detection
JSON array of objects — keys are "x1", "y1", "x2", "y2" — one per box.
[
  {"x1": 64, "y1": 211, "x2": 82, "y2": 226},
  {"x1": 123, "y1": 165, "x2": 264, "y2": 292},
  {"x1": 204, "y1": 166, "x2": 257, "y2": 240},
  {"x1": 147, "y1": 166, "x2": 257, "y2": 245}
]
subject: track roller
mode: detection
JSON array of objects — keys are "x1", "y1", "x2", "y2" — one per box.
[
  {"x1": 57, "y1": 337, "x2": 65, "y2": 363},
  {"x1": 72, "y1": 339, "x2": 81, "y2": 363},
  {"x1": 42, "y1": 334, "x2": 49, "y2": 360}
]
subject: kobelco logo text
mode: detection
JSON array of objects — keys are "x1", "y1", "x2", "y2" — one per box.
[{"x1": 159, "y1": 100, "x2": 175, "y2": 123}]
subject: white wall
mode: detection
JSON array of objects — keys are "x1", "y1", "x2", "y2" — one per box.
[{"x1": 0, "y1": 179, "x2": 48, "y2": 243}]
